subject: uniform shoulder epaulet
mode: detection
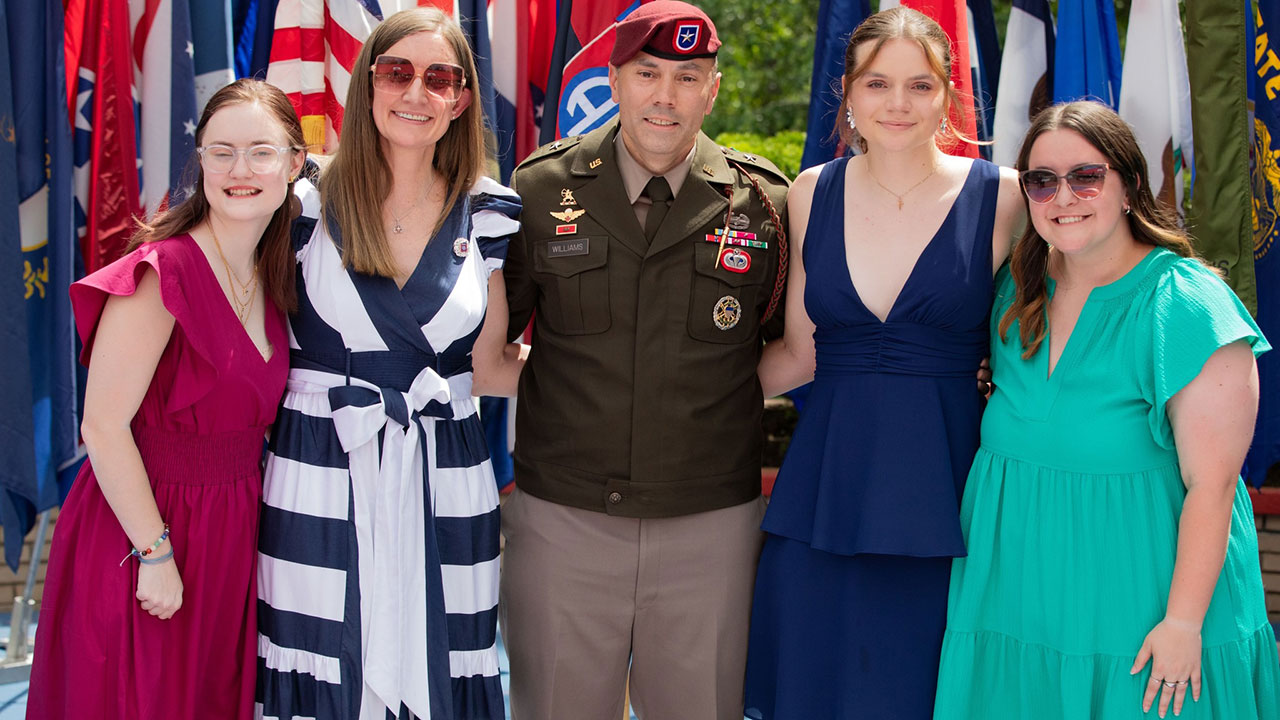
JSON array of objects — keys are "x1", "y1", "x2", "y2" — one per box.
[
  {"x1": 719, "y1": 146, "x2": 789, "y2": 184},
  {"x1": 517, "y1": 134, "x2": 585, "y2": 169}
]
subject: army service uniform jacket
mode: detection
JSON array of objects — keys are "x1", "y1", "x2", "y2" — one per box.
[{"x1": 505, "y1": 119, "x2": 790, "y2": 519}]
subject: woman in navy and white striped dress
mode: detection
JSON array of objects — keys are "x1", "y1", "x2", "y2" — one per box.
[{"x1": 255, "y1": 9, "x2": 524, "y2": 720}]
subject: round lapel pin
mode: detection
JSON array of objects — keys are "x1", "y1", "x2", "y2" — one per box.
[{"x1": 453, "y1": 237, "x2": 470, "y2": 258}]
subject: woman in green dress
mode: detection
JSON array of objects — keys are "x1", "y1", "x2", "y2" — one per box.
[{"x1": 934, "y1": 101, "x2": 1280, "y2": 719}]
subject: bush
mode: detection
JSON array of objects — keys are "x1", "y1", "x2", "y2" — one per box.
[
  {"x1": 714, "y1": 130, "x2": 806, "y2": 181},
  {"x1": 699, "y1": 0, "x2": 818, "y2": 138}
]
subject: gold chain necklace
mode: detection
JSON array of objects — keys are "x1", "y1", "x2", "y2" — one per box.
[
  {"x1": 388, "y1": 172, "x2": 439, "y2": 234},
  {"x1": 867, "y1": 160, "x2": 940, "y2": 211},
  {"x1": 208, "y1": 222, "x2": 258, "y2": 325}
]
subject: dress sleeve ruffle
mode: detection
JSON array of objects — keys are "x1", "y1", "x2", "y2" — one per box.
[
  {"x1": 468, "y1": 176, "x2": 521, "y2": 276},
  {"x1": 1142, "y1": 257, "x2": 1270, "y2": 448},
  {"x1": 291, "y1": 177, "x2": 322, "y2": 254},
  {"x1": 69, "y1": 236, "x2": 224, "y2": 416}
]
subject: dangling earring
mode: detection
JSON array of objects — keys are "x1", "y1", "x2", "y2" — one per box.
[
  {"x1": 938, "y1": 116, "x2": 949, "y2": 133},
  {"x1": 846, "y1": 105, "x2": 856, "y2": 131}
]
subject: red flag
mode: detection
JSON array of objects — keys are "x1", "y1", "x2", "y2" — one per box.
[
  {"x1": 898, "y1": 0, "x2": 979, "y2": 158},
  {"x1": 541, "y1": 0, "x2": 650, "y2": 143},
  {"x1": 516, "y1": 0, "x2": 555, "y2": 161},
  {"x1": 66, "y1": 0, "x2": 143, "y2": 272}
]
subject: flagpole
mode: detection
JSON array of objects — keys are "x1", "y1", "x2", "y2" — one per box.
[{"x1": 0, "y1": 509, "x2": 51, "y2": 676}]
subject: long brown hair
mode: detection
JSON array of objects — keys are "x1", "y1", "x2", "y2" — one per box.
[
  {"x1": 323, "y1": 7, "x2": 488, "y2": 277},
  {"x1": 128, "y1": 78, "x2": 305, "y2": 313},
  {"x1": 837, "y1": 6, "x2": 978, "y2": 154},
  {"x1": 998, "y1": 101, "x2": 1199, "y2": 357}
]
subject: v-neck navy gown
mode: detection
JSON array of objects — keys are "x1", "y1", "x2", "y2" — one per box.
[{"x1": 744, "y1": 157, "x2": 999, "y2": 719}]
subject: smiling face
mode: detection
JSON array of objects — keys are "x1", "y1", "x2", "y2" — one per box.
[
  {"x1": 608, "y1": 52, "x2": 720, "y2": 175},
  {"x1": 1024, "y1": 128, "x2": 1132, "y2": 260},
  {"x1": 371, "y1": 30, "x2": 472, "y2": 157},
  {"x1": 199, "y1": 101, "x2": 303, "y2": 227},
  {"x1": 844, "y1": 37, "x2": 948, "y2": 154}
]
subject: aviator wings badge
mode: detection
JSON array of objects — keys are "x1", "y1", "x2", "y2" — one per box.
[{"x1": 550, "y1": 208, "x2": 586, "y2": 223}]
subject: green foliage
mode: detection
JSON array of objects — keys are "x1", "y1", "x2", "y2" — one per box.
[
  {"x1": 714, "y1": 130, "x2": 807, "y2": 180},
  {"x1": 700, "y1": 0, "x2": 821, "y2": 138}
]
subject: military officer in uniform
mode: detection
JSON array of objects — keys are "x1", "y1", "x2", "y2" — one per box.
[{"x1": 498, "y1": 2, "x2": 791, "y2": 719}]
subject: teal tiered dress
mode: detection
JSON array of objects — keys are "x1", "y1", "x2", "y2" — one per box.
[{"x1": 934, "y1": 248, "x2": 1280, "y2": 719}]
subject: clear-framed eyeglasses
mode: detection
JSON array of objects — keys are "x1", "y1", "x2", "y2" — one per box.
[{"x1": 196, "y1": 144, "x2": 301, "y2": 174}]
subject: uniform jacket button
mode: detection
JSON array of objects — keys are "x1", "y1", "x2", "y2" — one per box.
[{"x1": 608, "y1": 492, "x2": 623, "y2": 504}]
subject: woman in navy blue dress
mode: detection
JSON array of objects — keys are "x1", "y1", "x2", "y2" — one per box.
[{"x1": 745, "y1": 8, "x2": 1024, "y2": 718}]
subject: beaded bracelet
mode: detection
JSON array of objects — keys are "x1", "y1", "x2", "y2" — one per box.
[
  {"x1": 137, "y1": 548, "x2": 174, "y2": 565},
  {"x1": 118, "y1": 523, "x2": 170, "y2": 567}
]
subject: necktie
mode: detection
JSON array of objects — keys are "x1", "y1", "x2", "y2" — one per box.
[{"x1": 643, "y1": 176, "x2": 673, "y2": 242}]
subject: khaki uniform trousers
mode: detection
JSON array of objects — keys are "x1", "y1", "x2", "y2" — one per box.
[{"x1": 499, "y1": 488, "x2": 765, "y2": 720}]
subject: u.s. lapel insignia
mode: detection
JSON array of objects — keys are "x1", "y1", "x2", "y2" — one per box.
[
  {"x1": 550, "y1": 208, "x2": 586, "y2": 223},
  {"x1": 729, "y1": 212, "x2": 750, "y2": 231},
  {"x1": 701, "y1": 163, "x2": 714, "y2": 176},
  {"x1": 560, "y1": 188, "x2": 578, "y2": 206},
  {"x1": 713, "y1": 295, "x2": 742, "y2": 330},
  {"x1": 589, "y1": 157, "x2": 603, "y2": 169},
  {"x1": 453, "y1": 237, "x2": 470, "y2": 258},
  {"x1": 719, "y1": 248, "x2": 751, "y2": 273}
]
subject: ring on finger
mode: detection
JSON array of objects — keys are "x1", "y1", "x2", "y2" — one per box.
[{"x1": 1163, "y1": 681, "x2": 1178, "y2": 689}]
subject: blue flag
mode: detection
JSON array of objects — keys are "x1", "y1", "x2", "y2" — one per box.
[
  {"x1": 968, "y1": 0, "x2": 1001, "y2": 150},
  {"x1": 457, "y1": 0, "x2": 511, "y2": 180},
  {"x1": 191, "y1": 0, "x2": 236, "y2": 111},
  {"x1": 0, "y1": 1, "x2": 38, "y2": 573},
  {"x1": 1053, "y1": 0, "x2": 1122, "y2": 107},
  {"x1": 801, "y1": 0, "x2": 871, "y2": 170},
  {"x1": 136, "y1": 0, "x2": 200, "y2": 213},
  {"x1": 233, "y1": 0, "x2": 280, "y2": 81},
  {"x1": 1, "y1": 0, "x2": 78, "y2": 571},
  {"x1": 1249, "y1": 0, "x2": 1280, "y2": 487}
]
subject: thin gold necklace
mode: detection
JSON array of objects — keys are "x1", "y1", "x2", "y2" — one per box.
[
  {"x1": 867, "y1": 160, "x2": 940, "y2": 211},
  {"x1": 388, "y1": 171, "x2": 439, "y2": 234},
  {"x1": 208, "y1": 222, "x2": 258, "y2": 324}
]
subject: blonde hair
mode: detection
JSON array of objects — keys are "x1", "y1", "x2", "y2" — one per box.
[
  {"x1": 837, "y1": 6, "x2": 977, "y2": 154},
  {"x1": 322, "y1": 7, "x2": 488, "y2": 277}
]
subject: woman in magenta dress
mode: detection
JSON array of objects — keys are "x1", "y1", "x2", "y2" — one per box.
[{"x1": 28, "y1": 79, "x2": 305, "y2": 720}]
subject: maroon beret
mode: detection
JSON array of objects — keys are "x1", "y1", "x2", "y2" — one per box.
[{"x1": 609, "y1": 0, "x2": 720, "y2": 67}]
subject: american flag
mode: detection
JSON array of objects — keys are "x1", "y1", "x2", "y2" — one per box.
[
  {"x1": 131, "y1": 0, "x2": 200, "y2": 214},
  {"x1": 265, "y1": 0, "x2": 514, "y2": 162}
]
